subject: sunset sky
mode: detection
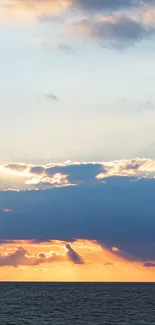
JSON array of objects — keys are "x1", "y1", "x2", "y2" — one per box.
[{"x1": 1, "y1": 0, "x2": 155, "y2": 281}]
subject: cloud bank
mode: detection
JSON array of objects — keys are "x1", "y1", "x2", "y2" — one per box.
[
  {"x1": 1, "y1": 158, "x2": 155, "y2": 268},
  {"x1": 0, "y1": 243, "x2": 84, "y2": 267},
  {"x1": 1, "y1": 158, "x2": 155, "y2": 190},
  {"x1": 1, "y1": 158, "x2": 155, "y2": 265}
]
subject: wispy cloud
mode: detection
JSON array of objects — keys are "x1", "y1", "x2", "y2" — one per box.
[
  {"x1": 37, "y1": 38, "x2": 75, "y2": 54},
  {"x1": 45, "y1": 93, "x2": 59, "y2": 102},
  {"x1": 144, "y1": 262, "x2": 155, "y2": 267},
  {"x1": 2, "y1": 208, "x2": 12, "y2": 213}
]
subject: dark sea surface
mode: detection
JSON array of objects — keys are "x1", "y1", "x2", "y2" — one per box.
[{"x1": 0, "y1": 282, "x2": 155, "y2": 324}]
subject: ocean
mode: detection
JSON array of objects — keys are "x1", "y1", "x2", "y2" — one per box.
[{"x1": 0, "y1": 282, "x2": 155, "y2": 324}]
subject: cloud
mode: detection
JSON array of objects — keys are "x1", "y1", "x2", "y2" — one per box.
[
  {"x1": 2, "y1": 158, "x2": 155, "y2": 191},
  {"x1": 71, "y1": 0, "x2": 155, "y2": 14},
  {"x1": 5, "y1": 0, "x2": 153, "y2": 17},
  {"x1": 4, "y1": 163, "x2": 29, "y2": 172},
  {"x1": 136, "y1": 100, "x2": 155, "y2": 113},
  {"x1": 45, "y1": 93, "x2": 58, "y2": 101},
  {"x1": 1, "y1": 0, "x2": 135, "y2": 16},
  {"x1": 1, "y1": 170, "x2": 155, "y2": 262},
  {"x1": 0, "y1": 247, "x2": 29, "y2": 267},
  {"x1": 2, "y1": 208, "x2": 12, "y2": 213},
  {"x1": 37, "y1": 38, "x2": 75, "y2": 54},
  {"x1": 144, "y1": 262, "x2": 155, "y2": 267},
  {"x1": 66, "y1": 243, "x2": 84, "y2": 264},
  {"x1": 70, "y1": 15, "x2": 154, "y2": 48},
  {"x1": 116, "y1": 98, "x2": 155, "y2": 114},
  {"x1": 2, "y1": 0, "x2": 155, "y2": 49},
  {"x1": 71, "y1": 0, "x2": 135, "y2": 13},
  {"x1": 112, "y1": 247, "x2": 119, "y2": 252},
  {"x1": 38, "y1": 14, "x2": 64, "y2": 24},
  {"x1": 3, "y1": 0, "x2": 70, "y2": 16},
  {"x1": 56, "y1": 42, "x2": 75, "y2": 53},
  {"x1": 30, "y1": 163, "x2": 104, "y2": 186},
  {"x1": 0, "y1": 242, "x2": 84, "y2": 267},
  {"x1": 0, "y1": 246, "x2": 65, "y2": 267}
]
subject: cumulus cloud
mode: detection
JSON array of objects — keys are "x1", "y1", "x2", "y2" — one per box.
[
  {"x1": 2, "y1": 158, "x2": 155, "y2": 191},
  {"x1": 0, "y1": 247, "x2": 29, "y2": 267},
  {"x1": 0, "y1": 242, "x2": 84, "y2": 267},
  {"x1": 30, "y1": 163, "x2": 104, "y2": 186},
  {"x1": 0, "y1": 246, "x2": 65, "y2": 267}
]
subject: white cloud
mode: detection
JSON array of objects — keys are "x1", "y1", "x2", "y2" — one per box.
[{"x1": 1, "y1": 158, "x2": 155, "y2": 191}]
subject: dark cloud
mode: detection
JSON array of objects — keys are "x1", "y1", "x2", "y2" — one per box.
[
  {"x1": 72, "y1": 0, "x2": 155, "y2": 14},
  {"x1": 4, "y1": 163, "x2": 28, "y2": 172},
  {"x1": 29, "y1": 163, "x2": 105, "y2": 186},
  {"x1": 30, "y1": 163, "x2": 107, "y2": 187},
  {"x1": 56, "y1": 42, "x2": 74, "y2": 53},
  {"x1": 38, "y1": 253, "x2": 46, "y2": 258},
  {"x1": 45, "y1": 163, "x2": 104, "y2": 184},
  {"x1": 30, "y1": 166, "x2": 45, "y2": 174},
  {"x1": 45, "y1": 93, "x2": 58, "y2": 101},
  {"x1": 125, "y1": 163, "x2": 142, "y2": 170},
  {"x1": 1, "y1": 176, "x2": 155, "y2": 261},
  {"x1": 104, "y1": 262, "x2": 114, "y2": 266},
  {"x1": 66, "y1": 244, "x2": 84, "y2": 264},
  {"x1": 72, "y1": 0, "x2": 136, "y2": 12},
  {"x1": 0, "y1": 239, "x2": 15, "y2": 244},
  {"x1": 6, "y1": 0, "x2": 155, "y2": 14},
  {"x1": 144, "y1": 262, "x2": 155, "y2": 267},
  {"x1": 73, "y1": 16, "x2": 154, "y2": 48},
  {"x1": 143, "y1": 262, "x2": 155, "y2": 267},
  {"x1": 0, "y1": 247, "x2": 29, "y2": 267}
]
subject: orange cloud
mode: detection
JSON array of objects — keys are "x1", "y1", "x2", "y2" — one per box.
[
  {"x1": 0, "y1": 239, "x2": 155, "y2": 281},
  {"x1": 112, "y1": 247, "x2": 119, "y2": 252}
]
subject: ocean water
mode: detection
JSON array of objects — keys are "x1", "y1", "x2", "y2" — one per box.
[{"x1": 0, "y1": 283, "x2": 155, "y2": 324}]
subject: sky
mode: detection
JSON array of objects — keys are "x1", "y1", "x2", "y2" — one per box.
[{"x1": 1, "y1": 0, "x2": 155, "y2": 281}]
